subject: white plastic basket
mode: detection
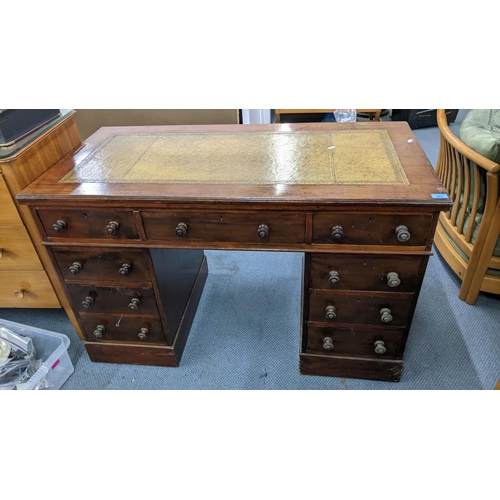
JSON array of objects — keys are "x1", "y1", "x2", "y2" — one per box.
[{"x1": 0, "y1": 318, "x2": 74, "y2": 390}]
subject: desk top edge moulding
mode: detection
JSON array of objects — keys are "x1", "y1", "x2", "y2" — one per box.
[{"x1": 16, "y1": 120, "x2": 452, "y2": 382}]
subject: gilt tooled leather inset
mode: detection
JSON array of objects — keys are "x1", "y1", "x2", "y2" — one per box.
[{"x1": 61, "y1": 130, "x2": 409, "y2": 185}]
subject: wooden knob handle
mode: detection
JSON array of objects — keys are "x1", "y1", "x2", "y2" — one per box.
[
  {"x1": 14, "y1": 289, "x2": 25, "y2": 299},
  {"x1": 138, "y1": 327, "x2": 149, "y2": 340},
  {"x1": 119, "y1": 263, "x2": 132, "y2": 276},
  {"x1": 380, "y1": 308, "x2": 393, "y2": 323},
  {"x1": 325, "y1": 305, "x2": 336, "y2": 320},
  {"x1": 106, "y1": 220, "x2": 120, "y2": 235},
  {"x1": 387, "y1": 272, "x2": 401, "y2": 288},
  {"x1": 323, "y1": 337, "x2": 334, "y2": 351},
  {"x1": 257, "y1": 224, "x2": 269, "y2": 238},
  {"x1": 328, "y1": 270, "x2": 340, "y2": 285},
  {"x1": 331, "y1": 225, "x2": 344, "y2": 241},
  {"x1": 0, "y1": 248, "x2": 4, "y2": 258},
  {"x1": 52, "y1": 219, "x2": 67, "y2": 233},
  {"x1": 175, "y1": 222, "x2": 188, "y2": 236},
  {"x1": 69, "y1": 261, "x2": 83, "y2": 275},
  {"x1": 128, "y1": 298, "x2": 141, "y2": 311},
  {"x1": 81, "y1": 296, "x2": 95, "y2": 309},
  {"x1": 374, "y1": 340, "x2": 387, "y2": 355},
  {"x1": 395, "y1": 225, "x2": 410, "y2": 242},
  {"x1": 93, "y1": 325, "x2": 106, "y2": 338}
]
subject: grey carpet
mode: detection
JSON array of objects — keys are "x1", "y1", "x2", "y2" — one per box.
[{"x1": 2, "y1": 109, "x2": 498, "y2": 389}]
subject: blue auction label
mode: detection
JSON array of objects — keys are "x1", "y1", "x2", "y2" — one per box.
[{"x1": 431, "y1": 193, "x2": 449, "y2": 199}]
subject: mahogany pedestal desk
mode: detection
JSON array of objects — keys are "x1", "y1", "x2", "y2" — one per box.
[{"x1": 17, "y1": 122, "x2": 452, "y2": 382}]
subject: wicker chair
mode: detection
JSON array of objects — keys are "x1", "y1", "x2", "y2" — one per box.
[{"x1": 434, "y1": 109, "x2": 500, "y2": 304}]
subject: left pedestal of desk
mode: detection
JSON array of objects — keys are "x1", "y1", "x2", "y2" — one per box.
[
  {"x1": 0, "y1": 111, "x2": 82, "y2": 308},
  {"x1": 48, "y1": 246, "x2": 208, "y2": 367}
]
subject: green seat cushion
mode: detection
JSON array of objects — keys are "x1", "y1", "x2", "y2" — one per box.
[{"x1": 459, "y1": 109, "x2": 500, "y2": 164}]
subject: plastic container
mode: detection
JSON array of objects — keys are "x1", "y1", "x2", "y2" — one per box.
[{"x1": 0, "y1": 318, "x2": 74, "y2": 390}]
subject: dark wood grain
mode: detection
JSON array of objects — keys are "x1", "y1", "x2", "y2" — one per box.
[
  {"x1": 52, "y1": 248, "x2": 151, "y2": 282},
  {"x1": 85, "y1": 342, "x2": 180, "y2": 367},
  {"x1": 312, "y1": 213, "x2": 432, "y2": 247},
  {"x1": 300, "y1": 353, "x2": 403, "y2": 382},
  {"x1": 37, "y1": 209, "x2": 140, "y2": 240},
  {"x1": 66, "y1": 284, "x2": 158, "y2": 315},
  {"x1": 308, "y1": 292, "x2": 414, "y2": 327},
  {"x1": 142, "y1": 210, "x2": 305, "y2": 244},
  {"x1": 305, "y1": 325, "x2": 405, "y2": 358},
  {"x1": 79, "y1": 314, "x2": 165, "y2": 343},
  {"x1": 309, "y1": 253, "x2": 423, "y2": 292}
]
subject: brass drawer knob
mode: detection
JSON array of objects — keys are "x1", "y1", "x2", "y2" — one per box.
[
  {"x1": 175, "y1": 222, "x2": 188, "y2": 236},
  {"x1": 106, "y1": 220, "x2": 120, "y2": 235},
  {"x1": 14, "y1": 289, "x2": 25, "y2": 299},
  {"x1": 328, "y1": 270, "x2": 340, "y2": 285},
  {"x1": 138, "y1": 327, "x2": 149, "y2": 340},
  {"x1": 128, "y1": 298, "x2": 141, "y2": 311},
  {"x1": 395, "y1": 225, "x2": 411, "y2": 242},
  {"x1": 93, "y1": 324, "x2": 106, "y2": 338},
  {"x1": 374, "y1": 340, "x2": 387, "y2": 355},
  {"x1": 81, "y1": 296, "x2": 95, "y2": 309},
  {"x1": 69, "y1": 261, "x2": 83, "y2": 275},
  {"x1": 380, "y1": 308, "x2": 393, "y2": 323},
  {"x1": 325, "y1": 305, "x2": 337, "y2": 320},
  {"x1": 257, "y1": 224, "x2": 269, "y2": 238},
  {"x1": 323, "y1": 337, "x2": 334, "y2": 351},
  {"x1": 386, "y1": 272, "x2": 401, "y2": 288},
  {"x1": 331, "y1": 225, "x2": 344, "y2": 241},
  {"x1": 52, "y1": 219, "x2": 68, "y2": 233},
  {"x1": 119, "y1": 263, "x2": 132, "y2": 276}
]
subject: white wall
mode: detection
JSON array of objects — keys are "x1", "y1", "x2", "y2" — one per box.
[{"x1": 241, "y1": 109, "x2": 272, "y2": 124}]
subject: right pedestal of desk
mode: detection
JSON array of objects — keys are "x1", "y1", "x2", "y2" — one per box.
[{"x1": 299, "y1": 210, "x2": 438, "y2": 382}]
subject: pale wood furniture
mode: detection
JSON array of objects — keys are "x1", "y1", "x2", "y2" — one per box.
[
  {"x1": 0, "y1": 111, "x2": 82, "y2": 308},
  {"x1": 275, "y1": 109, "x2": 382, "y2": 123},
  {"x1": 18, "y1": 121, "x2": 450, "y2": 381},
  {"x1": 74, "y1": 109, "x2": 240, "y2": 140},
  {"x1": 434, "y1": 109, "x2": 500, "y2": 304}
]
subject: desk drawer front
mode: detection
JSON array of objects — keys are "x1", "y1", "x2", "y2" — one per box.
[
  {"x1": 53, "y1": 249, "x2": 151, "y2": 282},
  {"x1": 310, "y1": 254, "x2": 423, "y2": 292},
  {"x1": 306, "y1": 326, "x2": 403, "y2": 359},
  {"x1": 142, "y1": 211, "x2": 305, "y2": 244},
  {"x1": 38, "y1": 209, "x2": 140, "y2": 240},
  {"x1": 312, "y1": 213, "x2": 432, "y2": 246},
  {"x1": 67, "y1": 285, "x2": 158, "y2": 315},
  {"x1": 79, "y1": 314, "x2": 166, "y2": 344},
  {"x1": 308, "y1": 293, "x2": 413, "y2": 327}
]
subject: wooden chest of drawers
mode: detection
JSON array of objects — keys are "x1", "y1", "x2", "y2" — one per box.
[
  {"x1": 17, "y1": 122, "x2": 451, "y2": 381},
  {"x1": 0, "y1": 110, "x2": 82, "y2": 308}
]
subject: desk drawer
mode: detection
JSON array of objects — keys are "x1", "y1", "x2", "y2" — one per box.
[
  {"x1": 310, "y1": 254, "x2": 423, "y2": 292},
  {"x1": 67, "y1": 285, "x2": 158, "y2": 315},
  {"x1": 308, "y1": 293, "x2": 413, "y2": 327},
  {"x1": 306, "y1": 326, "x2": 404, "y2": 359},
  {"x1": 53, "y1": 249, "x2": 151, "y2": 282},
  {"x1": 37, "y1": 209, "x2": 140, "y2": 240},
  {"x1": 0, "y1": 226, "x2": 43, "y2": 271},
  {"x1": 79, "y1": 314, "x2": 166, "y2": 344},
  {"x1": 312, "y1": 213, "x2": 432, "y2": 246},
  {"x1": 142, "y1": 211, "x2": 305, "y2": 245}
]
